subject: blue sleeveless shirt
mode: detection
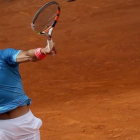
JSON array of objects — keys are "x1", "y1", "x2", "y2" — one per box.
[{"x1": 0, "y1": 48, "x2": 31, "y2": 114}]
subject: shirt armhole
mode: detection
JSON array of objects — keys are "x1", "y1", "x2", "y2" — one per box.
[{"x1": 13, "y1": 50, "x2": 22, "y2": 62}]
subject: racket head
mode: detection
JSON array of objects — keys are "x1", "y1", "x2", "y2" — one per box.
[{"x1": 31, "y1": 1, "x2": 60, "y2": 37}]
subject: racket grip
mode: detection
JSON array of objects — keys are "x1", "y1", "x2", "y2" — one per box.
[
  {"x1": 46, "y1": 39, "x2": 54, "y2": 51},
  {"x1": 46, "y1": 39, "x2": 56, "y2": 56}
]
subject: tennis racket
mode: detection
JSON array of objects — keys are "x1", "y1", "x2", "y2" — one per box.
[{"x1": 31, "y1": 1, "x2": 60, "y2": 39}]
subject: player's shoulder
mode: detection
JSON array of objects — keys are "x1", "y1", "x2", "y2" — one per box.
[
  {"x1": 0, "y1": 48, "x2": 19, "y2": 58},
  {"x1": 0, "y1": 48, "x2": 21, "y2": 65},
  {"x1": 2, "y1": 48, "x2": 20, "y2": 54}
]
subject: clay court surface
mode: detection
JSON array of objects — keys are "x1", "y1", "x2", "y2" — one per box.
[{"x1": 0, "y1": 0, "x2": 140, "y2": 139}]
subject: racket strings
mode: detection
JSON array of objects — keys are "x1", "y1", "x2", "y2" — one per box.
[{"x1": 34, "y1": 5, "x2": 58, "y2": 32}]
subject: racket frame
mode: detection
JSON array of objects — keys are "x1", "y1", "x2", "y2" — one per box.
[{"x1": 31, "y1": 1, "x2": 60, "y2": 38}]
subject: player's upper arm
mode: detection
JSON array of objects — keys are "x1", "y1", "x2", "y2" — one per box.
[
  {"x1": 16, "y1": 50, "x2": 32, "y2": 63},
  {"x1": 16, "y1": 49, "x2": 39, "y2": 63},
  {"x1": 2, "y1": 48, "x2": 39, "y2": 64}
]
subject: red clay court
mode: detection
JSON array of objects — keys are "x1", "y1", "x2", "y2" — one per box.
[{"x1": 0, "y1": 0, "x2": 140, "y2": 139}]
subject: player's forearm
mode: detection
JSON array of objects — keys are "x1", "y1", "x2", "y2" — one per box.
[
  {"x1": 16, "y1": 49, "x2": 42, "y2": 63},
  {"x1": 16, "y1": 40, "x2": 56, "y2": 63},
  {"x1": 26, "y1": 49, "x2": 39, "y2": 62}
]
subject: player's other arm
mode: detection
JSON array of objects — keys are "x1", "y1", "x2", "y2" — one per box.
[{"x1": 17, "y1": 39, "x2": 56, "y2": 63}]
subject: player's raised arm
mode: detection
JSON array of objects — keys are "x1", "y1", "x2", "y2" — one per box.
[{"x1": 16, "y1": 39, "x2": 56, "y2": 63}]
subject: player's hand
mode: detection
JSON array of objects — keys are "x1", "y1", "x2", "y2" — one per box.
[{"x1": 41, "y1": 39, "x2": 57, "y2": 55}]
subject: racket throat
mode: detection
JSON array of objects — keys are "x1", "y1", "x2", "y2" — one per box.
[
  {"x1": 43, "y1": 27, "x2": 53, "y2": 38},
  {"x1": 48, "y1": 27, "x2": 53, "y2": 36}
]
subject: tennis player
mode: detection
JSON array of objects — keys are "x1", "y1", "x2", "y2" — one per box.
[{"x1": 0, "y1": 39, "x2": 56, "y2": 140}]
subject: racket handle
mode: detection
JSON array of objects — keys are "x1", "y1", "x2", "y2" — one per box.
[
  {"x1": 46, "y1": 39, "x2": 56, "y2": 56},
  {"x1": 47, "y1": 35, "x2": 52, "y2": 40},
  {"x1": 46, "y1": 39, "x2": 53, "y2": 50}
]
